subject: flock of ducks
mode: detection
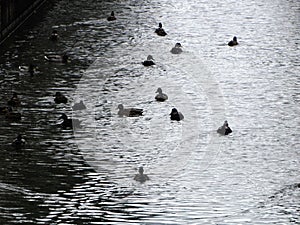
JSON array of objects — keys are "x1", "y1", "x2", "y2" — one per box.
[{"x1": 2, "y1": 11, "x2": 236, "y2": 182}]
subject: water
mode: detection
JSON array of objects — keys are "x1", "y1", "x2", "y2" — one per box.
[{"x1": 0, "y1": 0, "x2": 299, "y2": 224}]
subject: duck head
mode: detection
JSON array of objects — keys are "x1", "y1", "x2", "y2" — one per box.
[
  {"x1": 175, "y1": 43, "x2": 182, "y2": 48},
  {"x1": 158, "y1": 22, "x2": 162, "y2": 28},
  {"x1": 233, "y1": 36, "x2": 237, "y2": 42},
  {"x1": 139, "y1": 167, "x2": 144, "y2": 175},
  {"x1": 147, "y1": 55, "x2": 154, "y2": 61},
  {"x1": 156, "y1": 87, "x2": 163, "y2": 94},
  {"x1": 59, "y1": 113, "x2": 68, "y2": 120},
  {"x1": 111, "y1": 11, "x2": 115, "y2": 16},
  {"x1": 170, "y1": 108, "x2": 178, "y2": 114},
  {"x1": 117, "y1": 104, "x2": 124, "y2": 110}
]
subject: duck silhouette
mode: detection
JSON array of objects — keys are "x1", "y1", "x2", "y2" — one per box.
[
  {"x1": 170, "y1": 108, "x2": 184, "y2": 121},
  {"x1": 12, "y1": 134, "x2": 26, "y2": 148},
  {"x1": 228, "y1": 36, "x2": 238, "y2": 46},
  {"x1": 217, "y1": 120, "x2": 232, "y2": 135},
  {"x1": 107, "y1": 11, "x2": 116, "y2": 21},
  {"x1": 155, "y1": 22, "x2": 167, "y2": 36},
  {"x1": 134, "y1": 167, "x2": 149, "y2": 183},
  {"x1": 59, "y1": 113, "x2": 81, "y2": 129},
  {"x1": 19, "y1": 64, "x2": 36, "y2": 76},
  {"x1": 117, "y1": 104, "x2": 143, "y2": 117},
  {"x1": 170, "y1": 43, "x2": 183, "y2": 54},
  {"x1": 142, "y1": 55, "x2": 155, "y2": 66},
  {"x1": 54, "y1": 92, "x2": 68, "y2": 104},
  {"x1": 49, "y1": 30, "x2": 59, "y2": 41},
  {"x1": 155, "y1": 88, "x2": 168, "y2": 102},
  {"x1": 7, "y1": 93, "x2": 21, "y2": 107},
  {"x1": 72, "y1": 100, "x2": 86, "y2": 111}
]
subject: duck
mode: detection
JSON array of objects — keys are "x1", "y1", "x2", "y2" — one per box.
[
  {"x1": 107, "y1": 11, "x2": 116, "y2": 21},
  {"x1": 5, "y1": 107, "x2": 21, "y2": 121},
  {"x1": 142, "y1": 55, "x2": 155, "y2": 66},
  {"x1": 7, "y1": 93, "x2": 21, "y2": 107},
  {"x1": 134, "y1": 167, "x2": 149, "y2": 183},
  {"x1": 170, "y1": 43, "x2": 183, "y2": 54},
  {"x1": 12, "y1": 134, "x2": 26, "y2": 148},
  {"x1": 49, "y1": 30, "x2": 59, "y2": 41},
  {"x1": 54, "y1": 92, "x2": 68, "y2": 104},
  {"x1": 72, "y1": 100, "x2": 86, "y2": 111},
  {"x1": 44, "y1": 53, "x2": 69, "y2": 63},
  {"x1": 170, "y1": 108, "x2": 184, "y2": 121},
  {"x1": 117, "y1": 104, "x2": 143, "y2": 117},
  {"x1": 228, "y1": 36, "x2": 238, "y2": 46},
  {"x1": 155, "y1": 88, "x2": 168, "y2": 102},
  {"x1": 0, "y1": 106, "x2": 10, "y2": 114},
  {"x1": 19, "y1": 64, "x2": 37, "y2": 76},
  {"x1": 59, "y1": 113, "x2": 81, "y2": 129},
  {"x1": 155, "y1": 22, "x2": 167, "y2": 36},
  {"x1": 217, "y1": 120, "x2": 232, "y2": 135}
]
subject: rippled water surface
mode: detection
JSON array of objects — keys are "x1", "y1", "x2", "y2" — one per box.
[{"x1": 0, "y1": 0, "x2": 299, "y2": 224}]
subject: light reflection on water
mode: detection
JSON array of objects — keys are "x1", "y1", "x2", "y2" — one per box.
[{"x1": 0, "y1": 0, "x2": 299, "y2": 224}]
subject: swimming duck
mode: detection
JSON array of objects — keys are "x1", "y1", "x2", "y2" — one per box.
[
  {"x1": 228, "y1": 36, "x2": 238, "y2": 46},
  {"x1": 49, "y1": 30, "x2": 59, "y2": 41},
  {"x1": 134, "y1": 167, "x2": 149, "y2": 183},
  {"x1": 217, "y1": 120, "x2": 232, "y2": 135},
  {"x1": 12, "y1": 134, "x2": 26, "y2": 148},
  {"x1": 59, "y1": 113, "x2": 81, "y2": 129},
  {"x1": 54, "y1": 92, "x2": 68, "y2": 104},
  {"x1": 107, "y1": 11, "x2": 116, "y2": 21},
  {"x1": 5, "y1": 107, "x2": 21, "y2": 121},
  {"x1": 170, "y1": 43, "x2": 183, "y2": 54},
  {"x1": 155, "y1": 88, "x2": 168, "y2": 102},
  {"x1": 7, "y1": 93, "x2": 21, "y2": 107},
  {"x1": 170, "y1": 108, "x2": 184, "y2": 121},
  {"x1": 72, "y1": 100, "x2": 86, "y2": 111},
  {"x1": 117, "y1": 104, "x2": 143, "y2": 117},
  {"x1": 19, "y1": 64, "x2": 37, "y2": 76},
  {"x1": 142, "y1": 55, "x2": 155, "y2": 66},
  {"x1": 44, "y1": 53, "x2": 69, "y2": 63},
  {"x1": 155, "y1": 22, "x2": 167, "y2": 36}
]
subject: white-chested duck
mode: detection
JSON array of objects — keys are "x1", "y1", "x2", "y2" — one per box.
[{"x1": 117, "y1": 104, "x2": 143, "y2": 117}]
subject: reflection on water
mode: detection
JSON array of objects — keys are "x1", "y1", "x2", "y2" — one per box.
[{"x1": 0, "y1": 0, "x2": 299, "y2": 224}]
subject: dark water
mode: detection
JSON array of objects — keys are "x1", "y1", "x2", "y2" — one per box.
[{"x1": 0, "y1": 0, "x2": 299, "y2": 224}]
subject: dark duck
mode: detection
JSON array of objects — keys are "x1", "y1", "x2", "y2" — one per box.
[
  {"x1": 142, "y1": 55, "x2": 155, "y2": 66},
  {"x1": 49, "y1": 30, "x2": 59, "y2": 41},
  {"x1": 107, "y1": 11, "x2": 116, "y2": 21},
  {"x1": 134, "y1": 167, "x2": 149, "y2": 183},
  {"x1": 54, "y1": 92, "x2": 68, "y2": 104},
  {"x1": 170, "y1": 108, "x2": 184, "y2": 121},
  {"x1": 117, "y1": 104, "x2": 143, "y2": 117},
  {"x1": 228, "y1": 36, "x2": 238, "y2": 46},
  {"x1": 12, "y1": 134, "x2": 26, "y2": 148},
  {"x1": 217, "y1": 120, "x2": 232, "y2": 135},
  {"x1": 155, "y1": 22, "x2": 167, "y2": 36},
  {"x1": 7, "y1": 93, "x2": 21, "y2": 107}
]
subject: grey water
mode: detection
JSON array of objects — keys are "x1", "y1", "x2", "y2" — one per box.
[{"x1": 0, "y1": 0, "x2": 299, "y2": 224}]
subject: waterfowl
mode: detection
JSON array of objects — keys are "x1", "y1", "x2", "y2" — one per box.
[
  {"x1": 5, "y1": 107, "x2": 21, "y2": 121},
  {"x1": 107, "y1": 11, "x2": 116, "y2": 21},
  {"x1": 49, "y1": 30, "x2": 59, "y2": 41},
  {"x1": 54, "y1": 92, "x2": 68, "y2": 104},
  {"x1": 72, "y1": 100, "x2": 86, "y2": 111},
  {"x1": 228, "y1": 36, "x2": 238, "y2": 46},
  {"x1": 170, "y1": 108, "x2": 184, "y2": 121},
  {"x1": 12, "y1": 134, "x2": 26, "y2": 148},
  {"x1": 0, "y1": 106, "x2": 10, "y2": 114},
  {"x1": 59, "y1": 113, "x2": 81, "y2": 129},
  {"x1": 134, "y1": 167, "x2": 149, "y2": 183},
  {"x1": 7, "y1": 93, "x2": 21, "y2": 107},
  {"x1": 155, "y1": 22, "x2": 167, "y2": 36},
  {"x1": 142, "y1": 55, "x2": 155, "y2": 66},
  {"x1": 19, "y1": 64, "x2": 37, "y2": 76},
  {"x1": 170, "y1": 43, "x2": 183, "y2": 54},
  {"x1": 117, "y1": 104, "x2": 143, "y2": 117},
  {"x1": 44, "y1": 53, "x2": 69, "y2": 63},
  {"x1": 155, "y1": 88, "x2": 168, "y2": 102},
  {"x1": 217, "y1": 120, "x2": 232, "y2": 135}
]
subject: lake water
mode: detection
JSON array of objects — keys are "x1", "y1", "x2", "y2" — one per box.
[{"x1": 0, "y1": 0, "x2": 299, "y2": 224}]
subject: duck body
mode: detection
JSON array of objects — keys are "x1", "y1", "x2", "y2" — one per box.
[
  {"x1": 155, "y1": 23, "x2": 167, "y2": 36},
  {"x1": 72, "y1": 100, "x2": 86, "y2": 111},
  {"x1": 118, "y1": 104, "x2": 143, "y2": 117},
  {"x1": 12, "y1": 134, "x2": 26, "y2": 148},
  {"x1": 155, "y1": 88, "x2": 168, "y2": 102},
  {"x1": 134, "y1": 167, "x2": 149, "y2": 183},
  {"x1": 49, "y1": 30, "x2": 59, "y2": 41},
  {"x1": 217, "y1": 121, "x2": 232, "y2": 135},
  {"x1": 170, "y1": 43, "x2": 183, "y2": 54},
  {"x1": 107, "y1": 11, "x2": 116, "y2": 21},
  {"x1": 59, "y1": 113, "x2": 81, "y2": 129},
  {"x1": 7, "y1": 93, "x2": 21, "y2": 107},
  {"x1": 54, "y1": 92, "x2": 68, "y2": 104},
  {"x1": 170, "y1": 108, "x2": 184, "y2": 121},
  {"x1": 228, "y1": 36, "x2": 238, "y2": 46},
  {"x1": 142, "y1": 55, "x2": 155, "y2": 66}
]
